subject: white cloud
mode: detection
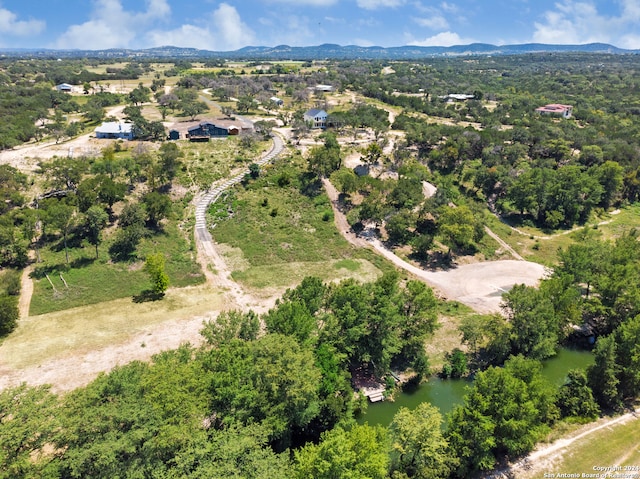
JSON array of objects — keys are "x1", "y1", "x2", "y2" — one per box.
[
  {"x1": 415, "y1": 15, "x2": 449, "y2": 30},
  {"x1": 618, "y1": 33, "x2": 640, "y2": 49},
  {"x1": 211, "y1": 3, "x2": 256, "y2": 50},
  {"x1": 409, "y1": 31, "x2": 472, "y2": 46},
  {"x1": 439, "y1": 2, "x2": 459, "y2": 14},
  {"x1": 357, "y1": 0, "x2": 406, "y2": 10},
  {"x1": 0, "y1": 8, "x2": 44, "y2": 36},
  {"x1": 267, "y1": 0, "x2": 337, "y2": 5},
  {"x1": 532, "y1": 0, "x2": 640, "y2": 47},
  {"x1": 263, "y1": 14, "x2": 315, "y2": 46},
  {"x1": 147, "y1": 3, "x2": 255, "y2": 50},
  {"x1": 54, "y1": 0, "x2": 171, "y2": 49}
]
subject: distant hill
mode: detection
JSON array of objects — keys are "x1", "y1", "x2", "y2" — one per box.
[{"x1": 1, "y1": 42, "x2": 636, "y2": 60}]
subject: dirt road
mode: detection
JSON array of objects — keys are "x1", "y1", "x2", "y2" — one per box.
[
  {"x1": 0, "y1": 105, "x2": 127, "y2": 170},
  {"x1": 486, "y1": 408, "x2": 640, "y2": 478},
  {"x1": 322, "y1": 178, "x2": 546, "y2": 313}
]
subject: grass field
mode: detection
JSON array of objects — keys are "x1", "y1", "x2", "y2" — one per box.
[
  {"x1": 29, "y1": 220, "x2": 204, "y2": 316},
  {"x1": 520, "y1": 413, "x2": 640, "y2": 479},
  {"x1": 426, "y1": 301, "x2": 476, "y2": 371},
  {"x1": 484, "y1": 204, "x2": 640, "y2": 266},
  {"x1": 1, "y1": 284, "x2": 225, "y2": 370},
  {"x1": 209, "y1": 159, "x2": 384, "y2": 292},
  {"x1": 177, "y1": 136, "x2": 272, "y2": 190}
]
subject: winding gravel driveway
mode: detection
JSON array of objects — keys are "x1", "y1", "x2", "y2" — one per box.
[{"x1": 193, "y1": 133, "x2": 285, "y2": 310}]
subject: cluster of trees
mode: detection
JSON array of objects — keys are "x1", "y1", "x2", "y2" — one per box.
[
  {"x1": 0, "y1": 273, "x2": 443, "y2": 477},
  {"x1": 314, "y1": 55, "x2": 639, "y2": 231},
  {"x1": 26, "y1": 142, "x2": 180, "y2": 270},
  {"x1": 0, "y1": 269, "x2": 20, "y2": 337},
  {"x1": 5, "y1": 274, "x2": 637, "y2": 477},
  {"x1": 331, "y1": 159, "x2": 485, "y2": 259},
  {"x1": 327, "y1": 102, "x2": 390, "y2": 139}
]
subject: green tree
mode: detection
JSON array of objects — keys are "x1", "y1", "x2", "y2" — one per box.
[
  {"x1": 158, "y1": 141, "x2": 182, "y2": 183},
  {"x1": 142, "y1": 191, "x2": 171, "y2": 227},
  {"x1": 264, "y1": 300, "x2": 317, "y2": 344},
  {"x1": 0, "y1": 384, "x2": 59, "y2": 478},
  {"x1": 236, "y1": 94, "x2": 255, "y2": 114},
  {"x1": 203, "y1": 334, "x2": 321, "y2": 441},
  {"x1": 180, "y1": 100, "x2": 208, "y2": 120},
  {"x1": 45, "y1": 200, "x2": 76, "y2": 264},
  {"x1": 447, "y1": 356, "x2": 558, "y2": 476},
  {"x1": 588, "y1": 334, "x2": 621, "y2": 411},
  {"x1": 144, "y1": 253, "x2": 169, "y2": 296},
  {"x1": 128, "y1": 82, "x2": 151, "y2": 106},
  {"x1": 615, "y1": 314, "x2": 640, "y2": 399},
  {"x1": 0, "y1": 295, "x2": 18, "y2": 337},
  {"x1": 389, "y1": 403, "x2": 453, "y2": 479},
  {"x1": 438, "y1": 205, "x2": 481, "y2": 254},
  {"x1": 557, "y1": 369, "x2": 600, "y2": 420},
  {"x1": 294, "y1": 424, "x2": 389, "y2": 479},
  {"x1": 502, "y1": 284, "x2": 559, "y2": 360},
  {"x1": 308, "y1": 132, "x2": 342, "y2": 177},
  {"x1": 84, "y1": 205, "x2": 109, "y2": 258},
  {"x1": 593, "y1": 160, "x2": 623, "y2": 209},
  {"x1": 200, "y1": 310, "x2": 259, "y2": 347}
]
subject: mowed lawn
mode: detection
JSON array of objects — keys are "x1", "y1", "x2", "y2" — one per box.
[{"x1": 210, "y1": 161, "x2": 382, "y2": 291}]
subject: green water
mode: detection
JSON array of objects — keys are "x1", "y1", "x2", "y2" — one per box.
[{"x1": 356, "y1": 348, "x2": 595, "y2": 427}]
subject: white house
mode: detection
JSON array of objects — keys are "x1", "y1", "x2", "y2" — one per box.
[
  {"x1": 95, "y1": 121, "x2": 134, "y2": 140},
  {"x1": 303, "y1": 108, "x2": 328, "y2": 129}
]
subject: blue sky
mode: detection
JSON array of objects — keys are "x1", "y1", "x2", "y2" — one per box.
[{"x1": 1, "y1": 0, "x2": 639, "y2": 50}]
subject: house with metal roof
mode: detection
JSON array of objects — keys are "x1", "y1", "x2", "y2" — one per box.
[
  {"x1": 95, "y1": 121, "x2": 134, "y2": 140},
  {"x1": 535, "y1": 104, "x2": 573, "y2": 119},
  {"x1": 187, "y1": 121, "x2": 235, "y2": 141},
  {"x1": 55, "y1": 83, "x2": 74, "y2": 93}
]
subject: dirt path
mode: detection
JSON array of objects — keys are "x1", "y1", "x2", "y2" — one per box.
[
  {"x1": 0, "y1": 105, "x2": 127, "y2": 171},
  {"x1": 322, "y1": 179, "x2": 368, "y2": 249},
  {"x1": 0, "y1": 307, "x2": 216, "y2": 393},
  {"x1": 497, "y1": 209, "x2": 621, "y2": 241},
  {"x1": 487, "y1": 408, "x2": 640, "y2": 478},
  {"x1": 322, "y1": 178, "x2": 546, "y2": 313},
  {"x1": 484, "y1": 226, "x2": 524, "y2": 261},
  {"x1": 0, "y1": 130, "x2": 286, "y2": 394},
  {"x1": 17, "y1": 264, "x2": 34, "y2": 319}
]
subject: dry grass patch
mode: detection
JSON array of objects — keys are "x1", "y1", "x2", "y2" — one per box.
[
  {"x1": 519, "y1": 412, "x2": 640, "y2": 479},
  {"x1": 230, "y1": 258, "x2": 382, "y2": 299},
  {"x1": 1, "y1": 284, "x2": 226, "y2": 370}
]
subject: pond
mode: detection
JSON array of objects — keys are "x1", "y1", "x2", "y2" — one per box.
[{"x1": 356, "y1": 347, "x2": 595, "y2": 427}]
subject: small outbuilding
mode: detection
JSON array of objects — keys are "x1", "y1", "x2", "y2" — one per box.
[
  {"x1": 314, "y1": 84, "x2": 334, "y2": 92},
  {"x1": 269, "y1": 96, "x2": 284, "y2": 106},
  {"x1": 95, "y1": 121, "x2": 134, "y2": 140},
  {"x1": 168, "y1": 129, "x2": 180, "y2": 140}
]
